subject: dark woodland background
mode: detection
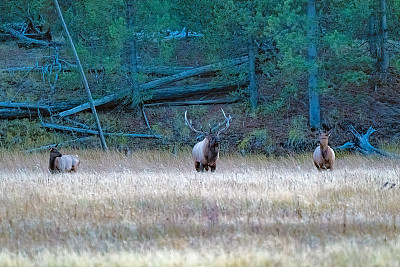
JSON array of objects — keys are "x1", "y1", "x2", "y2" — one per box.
[{"x1": 0, "y1": 0, "x2": 399, "y2": 155}]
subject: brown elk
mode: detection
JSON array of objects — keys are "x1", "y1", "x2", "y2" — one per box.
[
  {"x1": 313, "y1": 130, "x2": 335, "y2": 171},
  {"x1": 49, "y1": 145, "x2": 80, "y2": 174},
  {"x1": 185, "y1": 109, "x2": 231, "y2": 172}
]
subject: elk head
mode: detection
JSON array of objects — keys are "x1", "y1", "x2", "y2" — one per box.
[
  {"x1": 318, "y1": 129, "x2": 332, "y2": 148},
  {"x1": 185, "y1": 109, "x2": 231, "y2": 172}
]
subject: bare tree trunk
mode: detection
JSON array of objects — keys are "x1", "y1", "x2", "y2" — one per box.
[
  {"x1": 248, "y1": 36, "x2": 257, "y2": 110},
  {"x1": 125, "y1": 1, "x2": 140, "y2": 108},
  {"x1": 368, "y1": 14, "x2": 377, "y2": 58},
  {"x1": 380, "y1": 0, "x2": 389, "y2": 81},
  {"x1": 307, "y1": 0, "x2": 320, "y2": 130},
  {"x1": 54, "y1": 0, "x2": 108, "y2": 150}
]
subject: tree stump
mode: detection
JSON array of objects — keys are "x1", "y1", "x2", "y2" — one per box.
[{"x1": 336, "y1": 125, "x2": 390, "y2": 156}]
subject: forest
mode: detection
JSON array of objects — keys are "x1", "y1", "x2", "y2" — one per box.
[{"x1": 0, "y1": 0, "x2": 399, "y2": 153}]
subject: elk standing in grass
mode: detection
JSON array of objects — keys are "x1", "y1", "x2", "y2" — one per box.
[
  {"x1": 49, "y1": 145, "x2": 80, "y2": 174},
  {"x1": 313, "y1": 130, "x2": 335, "y2": 170},
  {"x1": 185, "y1": 109, "x2": 231, "y2": 172}
]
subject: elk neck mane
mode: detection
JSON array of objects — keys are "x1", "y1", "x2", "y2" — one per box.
[
  {"x1": 49, "y1": 152, "x2": 61, "y2": 170},
  {"x1": 203, "y1": 135, "x2": 219, "y2": 161}
]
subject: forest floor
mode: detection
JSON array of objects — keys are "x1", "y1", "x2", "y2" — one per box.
[
  {"x1": 0, "y1": 150, "x2": 400, "y2": 266},
  {"x1": 0, "y1": 40, "x2": 399, "y2": 154}
]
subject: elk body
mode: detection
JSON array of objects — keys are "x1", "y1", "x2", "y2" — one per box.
[
  {"x1": 313, "y1": 131, "x2": 335, "y2": 170},
  {"x1": 185, "y1": 109, "x2": 231, "y2": 172},
  {"x1": 49, "y1": 145, "x2": 80, "y2": 174}
]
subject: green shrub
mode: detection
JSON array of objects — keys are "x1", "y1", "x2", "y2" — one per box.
[
  {"x1": 238, "y1": 128, "x2": 273, "y2": 155},
  {"x1": 0, "y1": 119, "x2": 57, "y2": 149},
  {"x1": 288, "y1": 115, "x2": 307, "y2": 149}
]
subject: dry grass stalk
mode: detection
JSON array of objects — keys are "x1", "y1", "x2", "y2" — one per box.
[{"x1": 0, "y1": 149, "x2": 399, "y2": 266}]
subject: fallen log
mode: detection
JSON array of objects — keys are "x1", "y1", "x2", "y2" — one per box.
[
  {"x1": 144, "y1": 97, "x2": 240, "y2": 107},
  {"x1": 41, "y1": 122, "x2": 162, "y2": 139},
  {"x1": 0, "y1": 65, "x2": 230, "y2": 76},
  {"x1": 24, "y1": 137, "x2": 92, "y2": 153},
  {"x1": 0, "y1": 101, "x2": 76, "y2": 110},
  {"x1": 2, "y1": 27, "x2": 50, "y2": 47},
  {"x1": 0, "y1": 65, "x2": 192, "y2": 77},
  {"x1": 137, "y1": 66, "x2": 195, "y2": 75},
  {"x1": 143, "y1": 82, "x2": 242, "y2": 102},
  {"x1": 335, "y1": 125, "x2": 392, "y2": 157},
  {"x1": 0, "y1": 102, "x2": 78, "y2": 119},
  {"x1": 57, "y1": 89, "x2": 130, "y2": 117},
  {"x1": 0, "y1": 81, "x2": 243, "y2": 119},
  {"x1": 57, "y1": 57, "x2": 249, "y2": 117}
]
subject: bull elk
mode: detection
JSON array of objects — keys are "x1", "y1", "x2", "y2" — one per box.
[
  {"x1": 313, "y1": 130, "x2": 335, "y2": 171},
  {"x1": 185, "y1": 109, "x2": 231, "y2": 172},
  {"x1": 49, "y1": 145, "x2": 80, "y2": 174}
]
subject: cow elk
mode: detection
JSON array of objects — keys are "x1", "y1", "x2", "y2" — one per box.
[
  {"x1": 313, "y1": 130, "x2": 335, "y2": 171},
  {"x1": 185, "y1": 109, "x2": 232, "y2": 172},
  {"x1": 49, "y1": 145, "x2": 80, "y2": 174}
]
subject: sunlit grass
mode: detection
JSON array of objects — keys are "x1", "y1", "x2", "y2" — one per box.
[{"x1": 0, "y1": 149, "x2": 399, "y2": 266}]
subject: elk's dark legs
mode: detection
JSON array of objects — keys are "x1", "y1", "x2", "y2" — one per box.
[
  {"x1": 199, "y1": 163, "x2": 205, "y2": 172},
  {"x1": 314, "y1": 162, "x2": 321, "y2": 171},
  {"x1": 204, "y1": 165, "x2": 209, "y2": 171},
  {"x1": 195, "y1": 162, "x2": 201, "y2": 172},
  {"x1": 195, "y1": 162, "x2": 205, "y2": 172},
  {"x1": 210, "y1": 165, "x2": 216, "y2": 172}
]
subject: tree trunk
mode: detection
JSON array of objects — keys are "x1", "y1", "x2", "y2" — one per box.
[
  {"x1": 54, "y1": 0, "x2": 108, "y2": 150},
  {"x1": 125, "y1": 1, "x2": 140, "y2": 108},
  {"x1": 1, "y1": 27, "x2": 50, "y2": 47},
  {"x1": 57, "y1": 57, "x2": 248, "y2": 117},
  {"x1": 368, "y1": 14, "x2": 377, "y2": 58},
  {"x1": 248, "y1": 36, "x2": 258, "y2": 110},
  {"x1": 0, "y1": 102, "x2": 78, "y2": 119},
  {"x1": 145, "y1": 82, "x2": 242, "y2": 102},
  {"x1": 130, "y1": 37, "x2": 140, "y2": 108},
  {"x1": 380, "y1": 0, "x2": 389, "y2": 80},
  {"x1": 307, "y1": 0, "x2": 320, "y2": 129}
]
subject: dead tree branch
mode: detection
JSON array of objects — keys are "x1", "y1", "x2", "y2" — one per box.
[
  {"x1": 336, "y1": 125, "x2": 394, "y2": 157},
  {"x1": 2, "y1": 27, "x2": 50, "y2": 47},
  {"x1": 144, "y1": 97, "x2": 240, "y2": 107},
  {"x1": 41, "y1": 122, "x2": 162, "y2": 139},
  {"x1": 0, "y1": 102, "x2": 78, "y2": 119},
  {"x1": 57, "y1": 57, "x2": 249, "y2": 117},
  {"x1": 24, "y1": 137, "x2": 92, "y2": 153}
]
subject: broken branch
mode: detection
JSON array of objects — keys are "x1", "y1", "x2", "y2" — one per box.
[{"x1": 41, "y1": 122, "x2": 162, "y2": 139}]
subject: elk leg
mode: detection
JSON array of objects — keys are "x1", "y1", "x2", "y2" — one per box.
[
  {"x1": 210, "y1": 165, "x2": 216, "y2": 172},
  {"x1": 314, "y1": 161, "x2": 321, "y2": 170},
  {"x1": 195, "y1": 162, "x2": 201, "y2": 172},
  {"x1": 199, "y1": 163, "x2": 205, "y2": 172},
  {"x1": 204, "y1": 165, "x2": 209, "y2": 171}
]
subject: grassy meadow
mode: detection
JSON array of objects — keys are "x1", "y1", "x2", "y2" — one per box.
[{"x1": 0, "y1": 148, "x2": 400, "y2": 266}]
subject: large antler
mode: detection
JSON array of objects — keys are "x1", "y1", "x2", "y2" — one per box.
[
  {"x1": 185, "y1": 110, "x2": 207, "y2": 134},
  {"x1": 217, "y1": 108, "x2": 231, "y2": 135}
]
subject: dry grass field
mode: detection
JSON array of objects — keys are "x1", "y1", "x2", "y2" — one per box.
[{"x1": 1, "y1": 148, "x2": 400, "y2": 266}]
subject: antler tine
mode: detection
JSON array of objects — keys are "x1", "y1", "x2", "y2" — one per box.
[
  {"x1": 217, "y1": 108, "x2": 232, "y2": 135},
  {"x1": 185, "y1": 110, "x2": 206, "y2": 134}
]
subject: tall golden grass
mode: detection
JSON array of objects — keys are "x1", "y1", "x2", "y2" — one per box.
[{"x1": 0, "y1": 149, "x2": 400, "y2": 266}]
